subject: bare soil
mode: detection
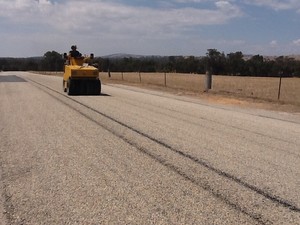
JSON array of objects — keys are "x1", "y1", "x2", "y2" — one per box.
[
  {"x1": 101, "y1": 78, "x2": 300, "y2": 114},
  {"x1": 32, "y1": 71, "x2": 300, "y2": 113}
]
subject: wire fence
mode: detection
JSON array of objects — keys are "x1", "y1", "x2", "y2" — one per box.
[
  {"x1": 31, "y1": 71, "x2": 300, "y2": 105},
  {"x1": 99, "y1": 72, "x2": 300, "y2": 105}
]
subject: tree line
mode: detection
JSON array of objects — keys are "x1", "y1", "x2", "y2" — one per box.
[
  {"x1": 0, "y1": 51, "x2": 64, "y2": 72},
  {"x1": 1, "y1": 49, "x2": 300, "y2": 77}
]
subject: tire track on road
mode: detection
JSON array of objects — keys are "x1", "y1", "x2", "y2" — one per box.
[
  {"x1": 106, "y1": 84, "x2": 300, "y2": 125},
  {"x1": 26, "y1": 77, "x2": 300, "y2": 224},
  {"x1": 98, "y1": 95, "x2": 300, "y2": 158}
]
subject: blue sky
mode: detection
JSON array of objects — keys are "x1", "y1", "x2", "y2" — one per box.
[{"x1": 0, "y1": 0, "x2": 300, "y2": 57}]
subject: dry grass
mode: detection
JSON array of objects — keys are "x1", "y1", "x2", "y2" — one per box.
[
  {"x1": 32, "y1": 71, "x2": 300, "y2": 111},
  {"x1": 100, "y1": 72, "x2": 300, "y2": 105}
]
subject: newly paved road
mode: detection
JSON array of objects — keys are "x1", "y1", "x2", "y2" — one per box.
[{"x1": 0, "y1": 71, "x2": 300, "y2": 225}]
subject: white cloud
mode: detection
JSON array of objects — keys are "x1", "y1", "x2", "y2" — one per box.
[
  {"x1": 0, "y1": 0, "x2": 242, "y2": 31},
  {"x1": 270, "y1": 40, "x2": 278, "y2": 47},
  {"x1": 1, "y1": 0, "x2": 298, "y2": 57},
  {"x1": 0, "y1": 0, "x2": 244, "y2": 56},
  {"x1": 245, "y1": 0, "x2": 300, "y2": 11},
  {"x1": 174, "y1": 0, "x2": 208, "y2": 3},
  {"x1": 0, "y1": 0, "x2": 53, "y2": 24},
  {"x1": 293, "y1": 39, "x2": 300, "y2": 46}
]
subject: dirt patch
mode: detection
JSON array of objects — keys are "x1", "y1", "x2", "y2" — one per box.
[
  {"x1": 102, "y1": 79, "x2": 300, "y2": 113},
  {"x1": 32, "y1": 72, "x2": 300, "y2": 113},
  {"x1": 203, "y1": 94, "x2": 300, "y2": 113}
]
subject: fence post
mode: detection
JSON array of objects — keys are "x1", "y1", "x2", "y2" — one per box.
[
  {"x1": 122, "y1": 72, "x2": 124, "y2": 80},
  {"x1": 204, "y1": 70, "x2": 212, "y2": 91},
  {"x1": 278, "y1": 71, "x2": 283, "y2": 100},
  {"x1": 164, "y1": 72, "x2": 167, "y2": 87},
  {"x1": 139, "y1": 71, "x2": 141, "y2": 83}
]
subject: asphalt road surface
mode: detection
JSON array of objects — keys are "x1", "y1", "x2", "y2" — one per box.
[{"x1": 0, "y1": 72, "x2": 300, "y2": 225}]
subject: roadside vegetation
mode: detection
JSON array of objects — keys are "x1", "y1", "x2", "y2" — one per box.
[{"x1": 1, "y1": 49, "x2": 300, "y2": 77}]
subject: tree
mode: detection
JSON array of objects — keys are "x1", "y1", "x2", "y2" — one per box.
[
  {"x1": 226, "y1": 51, "x2": 245, "y2": 75},
  {"x1": 272, "y1": 56, "x2": 296, "y2": 77},
  {"x1": 166, "y1": 56, "x2": 176, "y2": 72},
  {"x1": 204, "y1": 49, "x2": 226, "y2": 75},
  {"x1": 0, "y1": 58, "x2": 8, "y2": 71},
  {"x1": 40, "y1": 51, "x2": 64, "y2": 71},
  {"x1": 246, "y1": 55, "x2": 265, "y2": 76}
]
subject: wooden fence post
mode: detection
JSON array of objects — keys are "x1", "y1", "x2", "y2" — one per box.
[
  {"x1": 139, "y1": 72, "x2": 141, "y2": 83},
  {"x1": 205, "y1": 70, "x2": 212, "y2": 91},
  {"x1": 278, "y1": 71, "x2": 283, "y2": 100},
  {"x1": 108, "y1": 69, "x2": 111, "y2": 78}
]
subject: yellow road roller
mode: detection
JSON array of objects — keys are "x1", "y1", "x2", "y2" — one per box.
[{"x1": 63, "y1": 46, "x2": 101, "y2": 95}]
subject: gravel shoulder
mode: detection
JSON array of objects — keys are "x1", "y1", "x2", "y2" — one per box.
[
  {"x1": 100, "y1": 79, "x2": 300, "y2": 114},
  {"x1": 31, "y1": 72, "x2": 300, "y2": 113},
  {"x1": 1, "y1": 72, "x2": 299, "y2": 224}
]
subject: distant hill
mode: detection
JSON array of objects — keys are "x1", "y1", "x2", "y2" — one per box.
[
  {"x1": 289, "y1": 55, "x2": 300, "y2": 60},
  {"x1": 102, "y1": 53, "x2": 163, "y2": 59},
  {"x1": 101, "y1": 53, "x2": 300, "y2": 61},
  {"x1": 235, "y1": 54, "x2": 300, "y2": 61}
]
